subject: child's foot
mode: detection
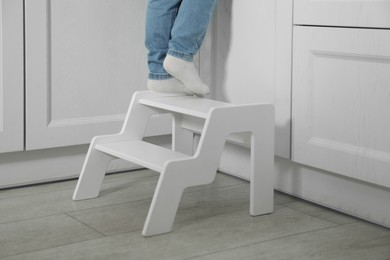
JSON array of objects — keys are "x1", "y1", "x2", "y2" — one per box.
[
  {"x1": 163, "y1": 55, "x2": 210, "y2": 96},
  {"x1": 147, "y1": 78, "x2": 193, "y2": 95}
]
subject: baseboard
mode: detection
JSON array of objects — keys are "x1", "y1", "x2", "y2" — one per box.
[{"x1": 218, "y1": 142, "x2": 390, "y2": 228}]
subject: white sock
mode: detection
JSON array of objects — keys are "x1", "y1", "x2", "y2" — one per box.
[
  {"x1": 163, "y1": 55, "x2": 210, "y2": 96},
  {"x1": 147, "y1": 77, "x2": 193, "y2": 95}
]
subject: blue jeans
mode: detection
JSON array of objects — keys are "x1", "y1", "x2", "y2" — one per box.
[{"x1": 145, "y1": 0, "x2": 218, "y2": 80}]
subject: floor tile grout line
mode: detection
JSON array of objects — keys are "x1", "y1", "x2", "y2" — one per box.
[
  {"x1": 0, "y1": 212, "x2": 72, "y2": 226},
  {"x1": 82, "y1": 204, "x2": 251, "y2": 238},
  {"x1": 0, "y1": 174, "x2": 158, "y2": 202},
  {"x1": 178, "y1": 205, "x2": 357, "y2": 260},
  {"x1": 0, "y1": 194, "x2": 155, "y2": 226},
  {"x1": 64, "y1": 197, "x2": 153, "y2": 217},
  {"x1": 282, "y1": 201, "x2": 361, "y2": 226},
  {"x1": 0, "y1": 191, "x2": 294, "y2": 230},
  {"x1": 0, "y1": 181, "x2": 245, "y2": 226},
  {"x1": 0, "y1": 172, "x2": 242, "y2": 202},
  {"x1": 63, "y1": 184, "x2": 250, "y2": 218},
  {"x1": 58, "y1": 181, "x2": 247, "y2": 215},
  {"x1": 0, "y1": 213, "x2": 109, "y2": 259},
  {"x1": 183, "y1": 223, "x2": 347, "y2": 260},
  {"x1": 0, "y1": 199, "x2": 146, "y2": 226},
  {"x1": 1, "y1": 220, "x2": 149, "y2": 259},
  {"x1": 3, "y1": 208, "x2": 385, "y2": 259},
  {"x1": 1, "y1": 232, "x2": 110, "y2": 260},
  {"x1": 72, "y1": 207, "x2": 251, "y2": 239},
  {"x1": 281, "y1": 204, "x2": 347, "y2": 227},
  {"x1": 1, "y1": 189, "x2": 289, "y2": 228},
  {"x1": 2, "y1": 207, "x2": 254, "y2": 259},
  {"x1": 5, "y1": 225, "x2": 390, "y2": 260},
  {"x1": 64, "y1": 212, "x2": 107, "y2": 237},
  {"x1": 282, "y1": 198, "x2": 358, "y2": 217}
]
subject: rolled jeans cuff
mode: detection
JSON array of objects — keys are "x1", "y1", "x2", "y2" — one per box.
[
  {"x1": 167, "y1": 49, "x2": 193, "y2": 62},
  {"x1": 148, "y1": 73, "x2": 173, "y2": 80}
]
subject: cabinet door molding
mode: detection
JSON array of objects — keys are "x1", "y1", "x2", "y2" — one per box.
[
  {"x1": 292, "y1": 26, "x2": 390, "y2": 188},
  {"x1": 0, "y1": 0, "x2": 24, "y2": 153},
  {"x1": 25, "y1": 0, "x2": 157, "y2": 150}
]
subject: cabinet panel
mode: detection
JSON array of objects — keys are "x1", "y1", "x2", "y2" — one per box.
[
  {"x1": 294, "y1": 0, "x2": 390, "y2": 28},
  {"x1": 0, "y1": 0, "x2": 24, "y2": 153},
  {"x1": 25, "y1": 0, "x2": 163, "y2": 150},
  {"x1": 292, "y1": 26, "x2": 390, "y2": 188},
  {"x1": 211, "y1": 0, "x2": 275, "y2": 104},
  {"x1": 201, "y1": 0, "x2": 286, "y2": 157}
]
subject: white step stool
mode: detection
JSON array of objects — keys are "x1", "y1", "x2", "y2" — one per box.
[{"x1": 72, "y1": 90, "x2": 274, "y2": 236}]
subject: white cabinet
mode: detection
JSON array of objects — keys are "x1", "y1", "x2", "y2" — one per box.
[
  {"x1": 24, "y1": 0, "x2": 150, "y2": 150},
  {"x1": 0, "y1": 0, "x2": 24, "y2": 153},
  {"x1": 0, "y1": 0, "x2": 178, "y2": 187},
  {"x1": 203, "y1": 0, "x2": 292, "y2": 159},
  {"x1": 292, "y1": 25, "x2": 390, "y2": 188},
  {"x1": 205, "y1": 0, "x2": 390, "y2": 228}
]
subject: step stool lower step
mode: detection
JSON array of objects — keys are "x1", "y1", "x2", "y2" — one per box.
[{"x1": 95, "y1": 140, "x2": 190, "y2": 172}]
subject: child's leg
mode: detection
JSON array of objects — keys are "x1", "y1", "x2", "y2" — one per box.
[
  {"x1": 164, "y1": 0, "x2": 218, "y2": 96},
  {"x1": 145, "y1": 0, "x2": 192, "y2": 94}
]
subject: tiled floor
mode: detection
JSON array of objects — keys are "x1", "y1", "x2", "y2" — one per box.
[{"x1": 0, "y1": 170, "x2": 389, "y2": 260}]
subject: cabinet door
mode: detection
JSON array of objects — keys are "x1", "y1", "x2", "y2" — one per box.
[
  {"x1": 25, "y1": 0, "x2": 161, "y2": 150},
  {"x1": 292, "y1": 26, "x2": 390, "y2": 188},
  {"x1": 294, "y1": 0, "x2": 390, "y2": 29},
  {"x1": 0, "y1": 0, "x2": 24, "y2": 153}
]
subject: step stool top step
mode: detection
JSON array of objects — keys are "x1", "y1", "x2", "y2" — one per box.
[
  {"x1": 95, "y1": 140, "x2": 190, "y2": 172},
  {"x1": 139, "y1": 95, "x2": 234, "y2": 118}
]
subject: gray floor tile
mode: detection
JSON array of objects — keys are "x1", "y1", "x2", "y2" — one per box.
[
  {"x1": 0, "y1": 172, "x2": 241, "y2": 225},
  {"x1": 2, "y1": 206, "x2": 336, "y2": 260},
  {"x1": 184, "y1": 172, "x2": 246, "y2": 193},
  {"x1": 0, "y1": 214, "x2": 103, "y2": 258},
  {"x1": 178, "y1": 182, "x2": 250, "y2": 219},
  {"x1": 179, "y1": 183, "x2": 296, "y2": 224},
  {"x1": 0, "y1": 169, "x2": 156, "y2": 200},
  {"x1": 0, "y1": 174, "x2": 159, "y2": 225},
  {"x1": 191, "y1": 222, "x2": 390, "y2": 260},
  {"x1": 284, "y1": 200, "x2": 359, "y2": 225},
  {"x1": 67, "y1": 182, "x2": 296, "y2": 237},
  {"x1": 2, "y1": 169, "x2": 386, "y2": 260},
  {"x1": 274, "y1": 190, "x2": 298, "y2": 205},
  {"x1": 67, "y1": 199, "x2": 151, "y2": 236},
  {"x1": 67, "y1": 183, "x2": 250, "y2": 236}
]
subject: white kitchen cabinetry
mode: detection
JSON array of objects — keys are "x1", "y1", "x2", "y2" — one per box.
[
  {"x1": 288, "y1": 1, "x2": 390, "y2": 226},
  {"x1": 207, "y1": 0, "x2": 390, "y2": 227},
  {"x1": 0, "y1": 0, "x2": 24, "y2": 153},
  {"x1": 25, "y1": 0, "x2": 150, "y2": 150},
  {"x1": 292, "y1": 5, "x2": 390, "y2": 189},
  {"x1": 1, "y1": 0, "x2": 168, "y2": 187}
]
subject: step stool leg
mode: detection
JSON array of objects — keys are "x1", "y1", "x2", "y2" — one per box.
[
  {"x1": 142, "y1": 171, "x2": 184, "y2": 236},
  {"x1": 73, "y1": 147, "x2": 114, "y2": 200},
  {"x1": 250, "y1": 127, "x2": 274, "y2": 216},
  {"x1": 172, "y1": 114, "x2": 194, "y2": 155}
]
